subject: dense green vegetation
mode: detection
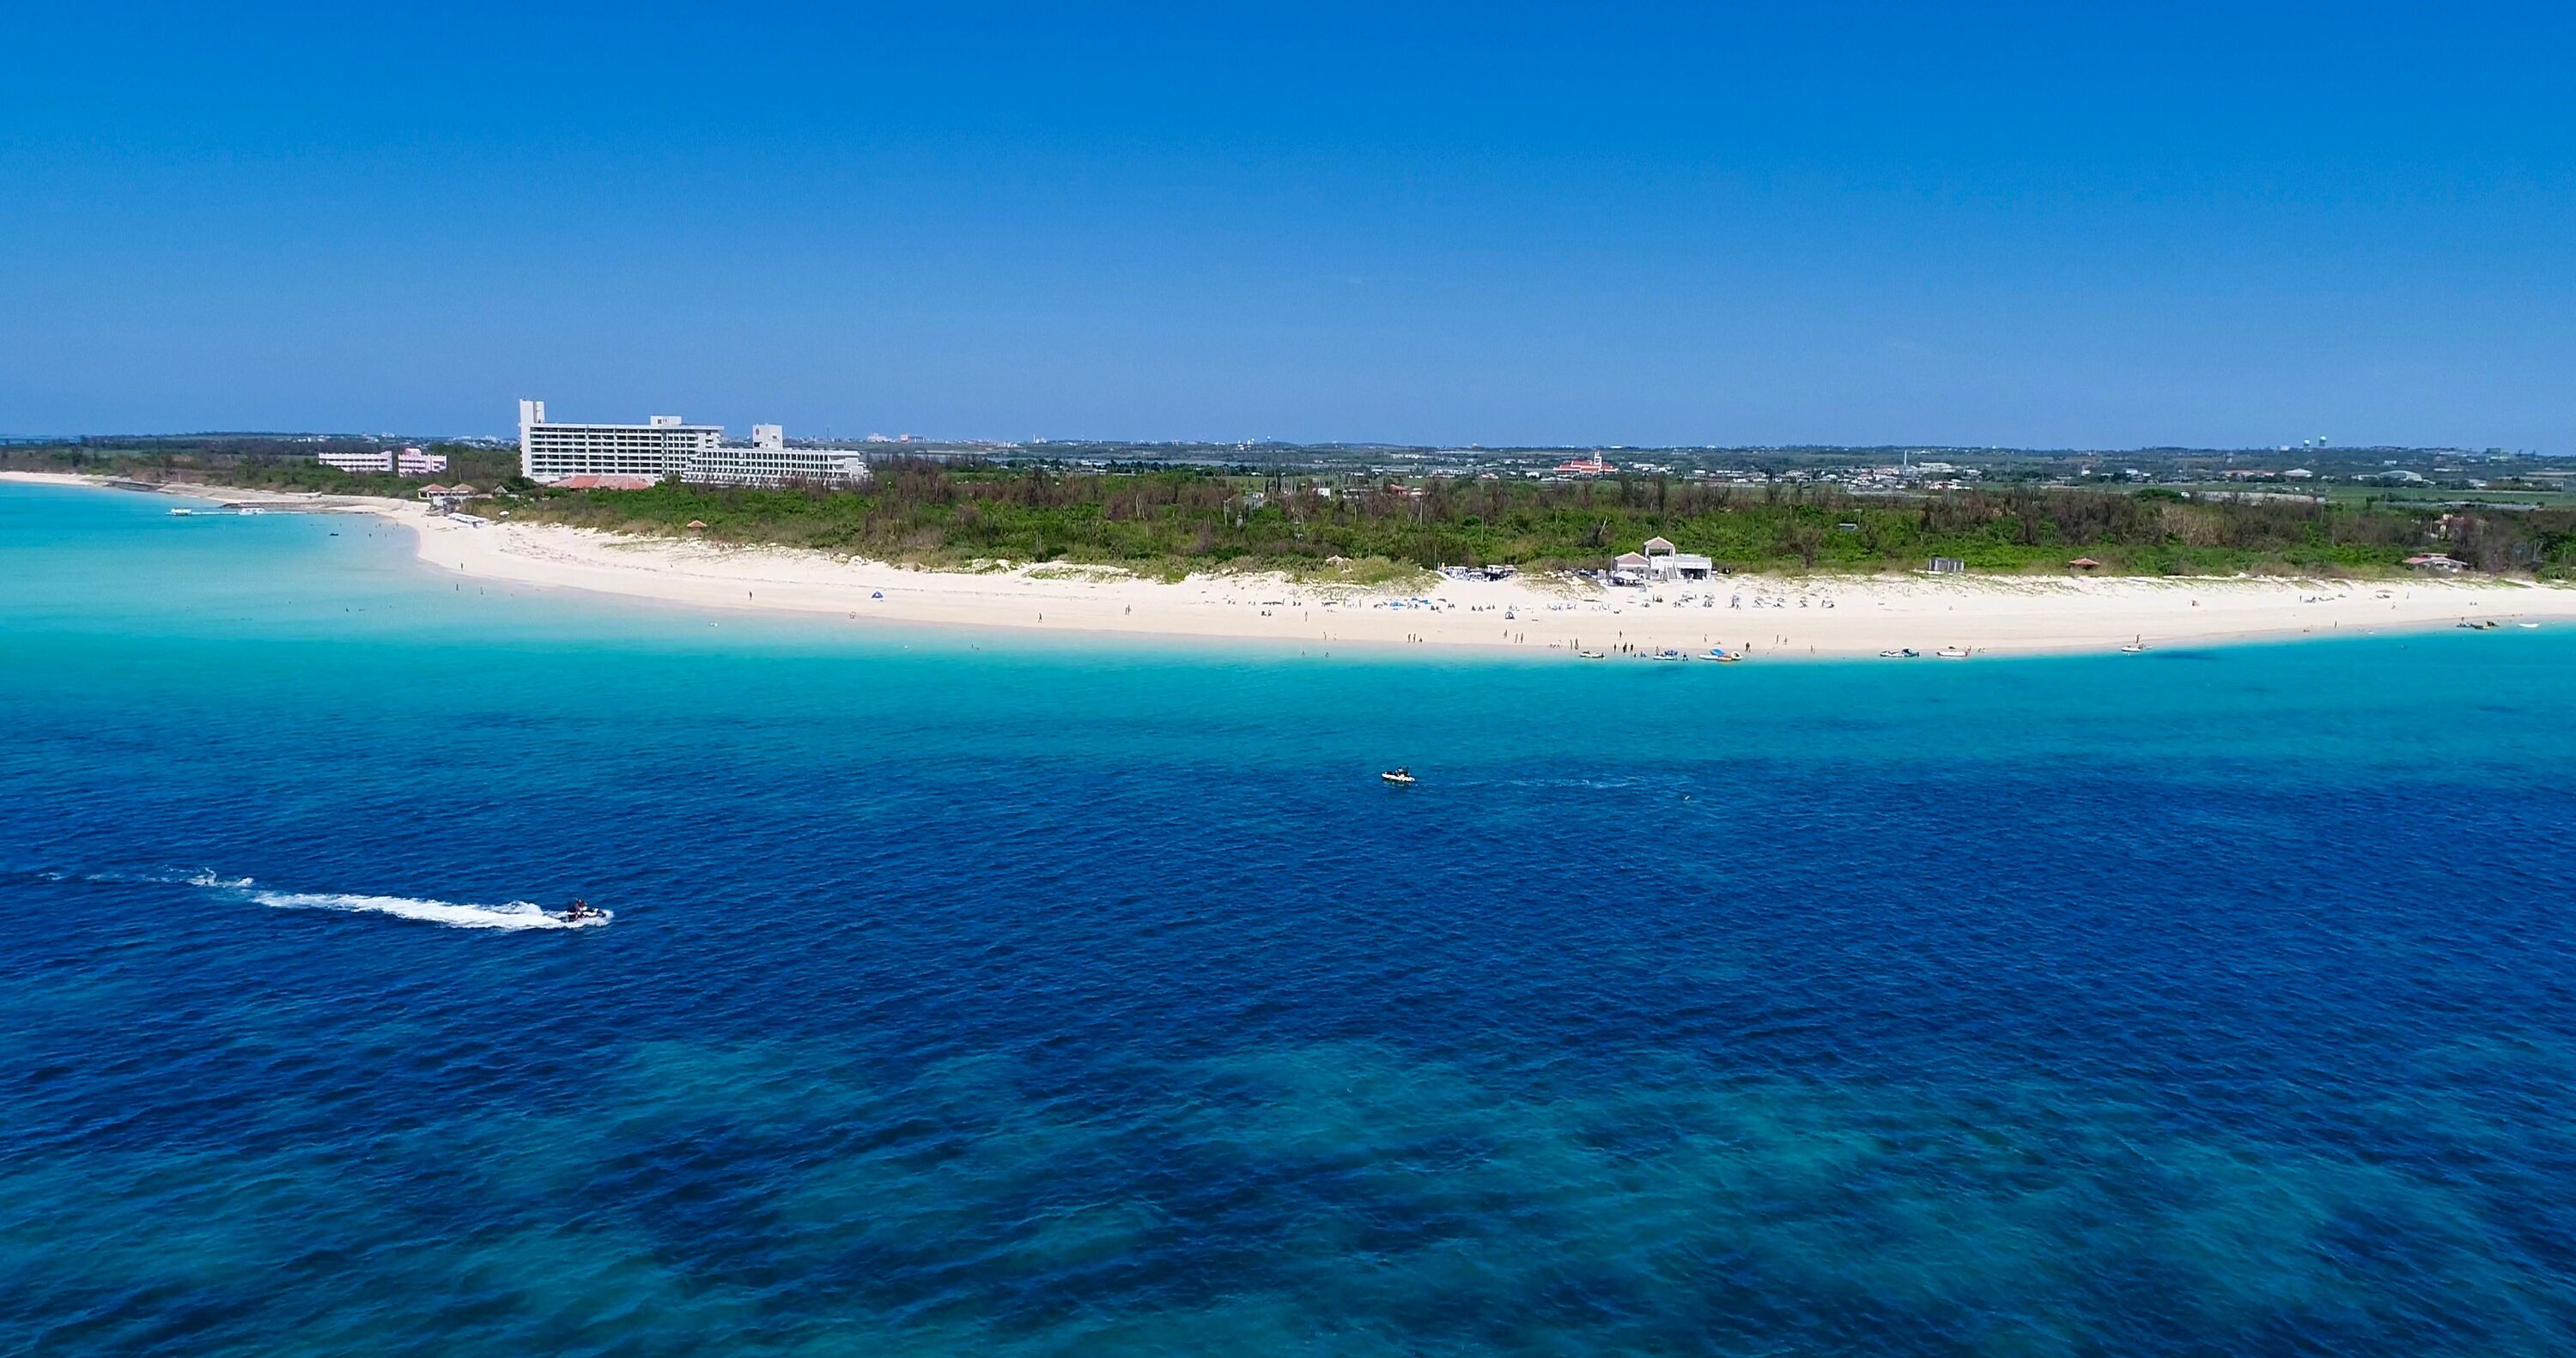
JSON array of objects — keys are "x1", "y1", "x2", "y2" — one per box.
[
  {"x1": 11, "y1": 446, "x2": 2572, "y2": 578},
  {"x1": 502, "y1": 463, "x2": 2576, "y2": 579},
  {"x1": 3, "y1": 440, "x2": 519, "y2": 499}
]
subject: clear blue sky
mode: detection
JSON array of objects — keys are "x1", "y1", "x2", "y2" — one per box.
[{"x1": 3, "y1": 2, "x2": 2569, "y2": 449}]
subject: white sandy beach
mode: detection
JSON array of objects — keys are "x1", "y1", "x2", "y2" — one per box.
[{"x1": 14, "y1": 470, "x2": 2576, "y2": 658}]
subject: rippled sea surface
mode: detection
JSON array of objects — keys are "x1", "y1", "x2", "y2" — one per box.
[{"x1": 5, "y1": 482, "x2": 2574, "y2": 1355}]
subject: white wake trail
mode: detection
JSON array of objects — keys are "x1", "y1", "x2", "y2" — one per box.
[
  {"x1": 45, "y1": 864, "x2": 611, "y2": 931},
  {"x1": 249, "y1": 889, "x2": 610, "y2": 931}
]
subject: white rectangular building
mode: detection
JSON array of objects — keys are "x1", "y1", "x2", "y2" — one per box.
[
  {"x1": 318, "y1": 448, "x2": 383, "y2": 474},
  {"x1": 683, "y1": 422, "x2": 872, "y2": 488},
  {"x1": 319, "y1": 446, "x2": 448, "y2": 476},
  {"x1": 519, "y1": 400, "x2": 722, "y2": 483},
  {"x1": 519, "y1": 400, "x2": 866, "y2": 488}
]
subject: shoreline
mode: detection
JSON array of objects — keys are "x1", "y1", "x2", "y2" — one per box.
[{"x1": 10, "y1": 470, "x2": 2574, "y2": 658}]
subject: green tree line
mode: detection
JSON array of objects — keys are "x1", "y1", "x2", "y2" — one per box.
[
  {"x1": 501, "y1": 464, "x2": 2576, "y2": 579},
  {"x1": 3, "y1": 442, "x2": 519, "y2": 498},
  {"x1": 10, "y1": 446, "x2": 2570, "y2": 577}
]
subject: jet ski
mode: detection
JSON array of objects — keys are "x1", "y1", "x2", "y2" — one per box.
[{"x1": 556, "y1": 898, "x2": 606, "y2": 924}]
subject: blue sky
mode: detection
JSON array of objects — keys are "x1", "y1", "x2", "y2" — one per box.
[{"x1": 3, "y1": 2, "x2": 2570, "y2": 449}]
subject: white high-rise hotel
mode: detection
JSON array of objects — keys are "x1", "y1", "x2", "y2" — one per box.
[{"x1": 517, "y1": 400, "x2": 868, "y2": 488}]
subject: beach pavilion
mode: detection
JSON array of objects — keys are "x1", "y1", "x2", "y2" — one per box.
[{"x1": 1637, "y1": 537, "x2": 1713, "y2": 581}]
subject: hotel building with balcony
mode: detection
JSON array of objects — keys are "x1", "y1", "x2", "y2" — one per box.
[
  {"x1": 519, "y1": 400, "x2": 721, "y2": 482},
  {"x1": 518, "y1": 401, "x2": 867, "y2": 488}
]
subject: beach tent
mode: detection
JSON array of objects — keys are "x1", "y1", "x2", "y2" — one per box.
[{"x1": 2067, "y1": 557, "x2": 2102, "y2": 570}]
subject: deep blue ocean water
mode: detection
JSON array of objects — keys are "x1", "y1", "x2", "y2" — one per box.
[{"x1": 4, "y1": 481, "x2": 2574, "y2": 1355}]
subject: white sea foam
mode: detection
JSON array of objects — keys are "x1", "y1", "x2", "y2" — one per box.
[
  {"x1": 52, "y1": 867, "x2": 256, "y2": 888},
  {"x1": 249, "y1": 890, "x2": 609, "y2": 931}
]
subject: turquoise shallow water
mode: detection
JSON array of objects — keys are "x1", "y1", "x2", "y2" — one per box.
[{"x1": 4, "y1": 482, "x2": 2574, "y2": 1355}]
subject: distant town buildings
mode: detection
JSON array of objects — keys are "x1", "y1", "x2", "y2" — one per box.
[
  {"x1": 517, "y1": 400, "x2": 871, "y2": 488},
  {"x1": 319, "y1": 446, "x2": 447, "y2": 476}
]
